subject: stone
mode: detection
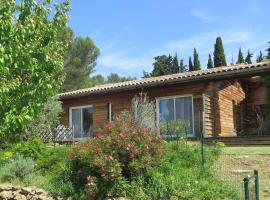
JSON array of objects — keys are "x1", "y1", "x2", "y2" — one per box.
[
  {"x1": 0, "y1": 190, "x2": 14, "y2": 199},
  {"x1": 35, "y1": 188, "x2": 46, "y2": 195},
  {"x1": 0, "y1": 184, "x2": 14, "y2": 192},
  {"x1": 37, "y1": 195, "x2": 52, "y2": 200},
  {"x1": 20, "y1": 187, "x2": 32, "y2": 195},
  {"x1": 13, "y1": 191, "x2": 27, "y2": 200}
]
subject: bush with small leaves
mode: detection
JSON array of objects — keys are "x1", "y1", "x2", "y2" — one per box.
[{"x1": 0, "y1": 154, "x2": 36, "y2": 184}]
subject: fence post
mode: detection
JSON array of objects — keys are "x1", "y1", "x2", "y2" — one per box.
[
  {"x1": 243, "y1": 177, "x2": 250, "y2": 200},
  {"x1": 254, "y1": 170, "x2": 259, "y2": 200},
  {"x1": 72, "y1": 125, "x2": 75, "y2": 145}
]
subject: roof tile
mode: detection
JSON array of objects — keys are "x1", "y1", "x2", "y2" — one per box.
[{"x1": 59, "y1": 62, "x2": 270, "y2": 99}]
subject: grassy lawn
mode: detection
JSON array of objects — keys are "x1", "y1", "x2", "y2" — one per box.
[{"x1": 213, "y1": 146, "x2": 270, "y2": 200}]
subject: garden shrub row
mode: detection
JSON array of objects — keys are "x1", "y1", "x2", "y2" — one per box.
[{"x1": 0, "y1": 111, "x2": 240, "y2": 199}]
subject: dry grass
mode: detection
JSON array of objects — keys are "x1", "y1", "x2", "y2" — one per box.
[{"x1": 213, "y1": 147, "x2": 270, "y2": 200}]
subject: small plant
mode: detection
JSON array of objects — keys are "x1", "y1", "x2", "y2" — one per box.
[
  {"x1": 0, "y1": 154, "x2": 36, "y2": 184},
  {"x1": 159, "y1": 119, "x2": 189, "y2": 141}
]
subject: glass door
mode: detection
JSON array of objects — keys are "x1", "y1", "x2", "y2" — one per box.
[{"x1": 70, "y1": 106, "x2": 93, "y2": 139}]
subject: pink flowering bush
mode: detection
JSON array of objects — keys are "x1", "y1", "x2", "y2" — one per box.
[{"x1": 68, "y1": 111, "x2": 164, "y2": 199}]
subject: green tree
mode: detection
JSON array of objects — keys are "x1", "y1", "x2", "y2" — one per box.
[
  {"x1": 267, "y1": 41, "x2": 270, "y2": 59},
  {"x1": 87, "y1": 74, "x2": 105, "y2": 87},
  {"x1": 188, "y1": 56, "x2": 194, "y2": 71},
  {"x1": 106, "y1": 73, "x2": 135, "y2": 83},
  {"x1": 151, "y1": 55, "x2": 171, "y2": 76},
  {"x1": 245, "y1": 50, "x2": 253, "y2": 64},
  {"x1": 236, "y1": 48, "x2": 245, "y2": 64},
  {"x1": 213, "y1": 37, "x2": 227, "y2": 67},
  {"x1": 207, "y1": 54, "x2": 214, "y2": 69},
  {"x1": 193, "y1": 48, "x2": 201, "y2": 70},
  {"x1": 171, "y1": 53, "x2": 179, "y2": 74},
  {"x1": 256, "y1": 51, "x2": 264, "y2": 63},
  {"x1": 179, "y1": 59, "x2": 186, "y2": 72},
  {"x1": 0, "y1": 0, "x2": 70, "y2": 141},
  {"x1": 61, "y1": 35, "x2": 100, "y2": 92},
  {"x1": 25, "y1": 98, "x2": 63, "y2": 138}
]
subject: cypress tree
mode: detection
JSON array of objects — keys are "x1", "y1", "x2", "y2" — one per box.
[
  {"x1": 213, "y1": 37, "x2": 227, "y2": 67},
  {"x1": 267, "y1": 41, "x2": 270, "y2": 59},
  {"x1": 193, "y1": 48, "x2": 201, "y2": 70},
  {"x1": 236, "y1": 48, "x2": 244, "y2": 64},
  {"x1": 207, "y1": 54, "x2": 214, "y2": 69},
  {"x1": 256, "y1": 51, "x2": 263, "y2": 63},
  {"x1": 171, "y1": 53, "x2": 179, "y2": 74},
  {"x1": 245, "y1": 50, "x2": 253, "y2": 64},
  {"x1": 179, "y1": 59, "x2": 186, "y2": 72},
  {"x1": 188, "y1": 56, "x2": 194, "y2": 71}
]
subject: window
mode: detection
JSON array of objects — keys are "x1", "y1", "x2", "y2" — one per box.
[
  {"x1": 107, "y1": 103, "x2": 114, "y2": 122},
  {"x1": 157, "y1": 95, "x2": 194, "y2": 136},
  {"x1": 70, "y1": 106, "x2": 93, "y2": 139}
]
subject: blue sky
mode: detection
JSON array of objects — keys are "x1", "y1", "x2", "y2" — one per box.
[{"x1": 68, "y1": 0, "x2": 269, "y2": 78}]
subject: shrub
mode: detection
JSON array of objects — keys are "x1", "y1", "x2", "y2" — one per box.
[
  {"x1": 8, "y1": 137, "x2": 48, "y2": 160},
  {"x1": 0, "y1": 154, "x2": 36, "y2": 184},
  {"x1": 125, "y1": 142, "x2": 239, "y2": 200},
  {"x1": 132, "y1": 93, "x2": 157, "y2": 132},
  {"x1": 24, "y1": 97, "x2": 63, "y2": 139},
  {"x1": 68, "y1": 111, "x2": 164, "y2": 199},
  {"x1": 159, "y1": 119, "x2": 189, "y2": 141}
]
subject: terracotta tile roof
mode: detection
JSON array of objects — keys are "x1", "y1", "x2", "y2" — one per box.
[{"x1": 59, "y1": 61, "x2": 270, "y2": 99}]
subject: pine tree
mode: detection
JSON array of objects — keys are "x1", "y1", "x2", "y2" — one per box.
[
  {"x1": 188, "y1": 56, "x2": 194, "y2": 71},
  {"x1": 193, "y1": 48, "x2": 201, "y2": 70},
  {"x1": 256, "y1": 51, "x2": 263, "y2": 63},
  {"x1": 236, "y1": 48, "x2": 244, "y2": 64},
  {"x1": 179, "y1": 59, "x2": 186, "y2": 72},
  {"x1": 213, "y1": 37, "x2": 227, "y2": 67},
  {"x1": 245, "y1": 50, "x2": 253, "y2": 64},
  {"x1": 207, "y1": 54, "x2": 214, "y2": 69},
  {"x1": 171, "y1": 53, "x2": 179, "y2": 74}
]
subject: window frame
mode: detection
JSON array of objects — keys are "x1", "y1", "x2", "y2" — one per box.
[
  {"x1": 69, "y1": 105, "x2": 93, "y2": 139},
  {"x1": 156, "y1": 94, "x2": 195, "y2": 137},
  {"x1": 108, "y1": 103, "x2": 113, "y2": 123}
]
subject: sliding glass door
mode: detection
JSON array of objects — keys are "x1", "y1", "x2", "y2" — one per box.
[
  {"x1": 157, "y1": 96, "x2": 194, "y2": 136},
  {"x1": 70, "y1": 106, "x2": 93, "y2": 139}
]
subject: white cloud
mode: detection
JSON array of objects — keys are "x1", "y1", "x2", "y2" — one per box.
[
  {"x1": 191, "y1": 11, "x2": 216, "y2": 23},
  {"x1": 96, "y1": 29, "x2": 268, "y2": 77}
]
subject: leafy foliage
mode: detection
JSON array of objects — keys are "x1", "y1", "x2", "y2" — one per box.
[
  {"x1": 179, "y1": 59, "x2": 187, "y2": 72},
  {"x1": 159, "y1": 119, "x2": 189, "y2": 141},
  {"x1": 145, "y1": 54, "x2": 183, "y2": 77},
  {"x1": 130, "y1": 142, "x2": 240, "y2": 200},
  {"x1": 237, "y1": 48, "x2": 245, "y2": 64},
  {"x1": 61, "y1": 33, "x2": 100, "y2": 92},
  {"x1": 214, "y1": 37, "x2": 227, "y2": 67},
  {"x1": 0, "y1": 154, "x2": 36, "y2": 184},
  {"x1": 132, "y1": 94, "x2": 157, "y2": 132},
  {"x1": 68, "y1": 111, "x2": 164, "y2": 199},
  {"x1": 207, "y1": 54, "x2": 214, "y2": 69},
  {"x1": 188, "y1": 56, "x2": 193, "y2": 71},
  {"x1": 0, "y1": 0, "x2": 70, "y2": 141},
  {"x1": 106, "y1": 73, "x2": 136, "y2": 83},
  {"x1": 245, "y1": 50, "x2": 253, "y2": 64},
  {"x1": 193, "y1": 48, "x2": 201, "y2": 70},
  {"x1": 25, "y1": 97, "x2": 63, "y2": 138},
  {"x1": 256, "y1": 51, "x2": 264, "y2": 63}
]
